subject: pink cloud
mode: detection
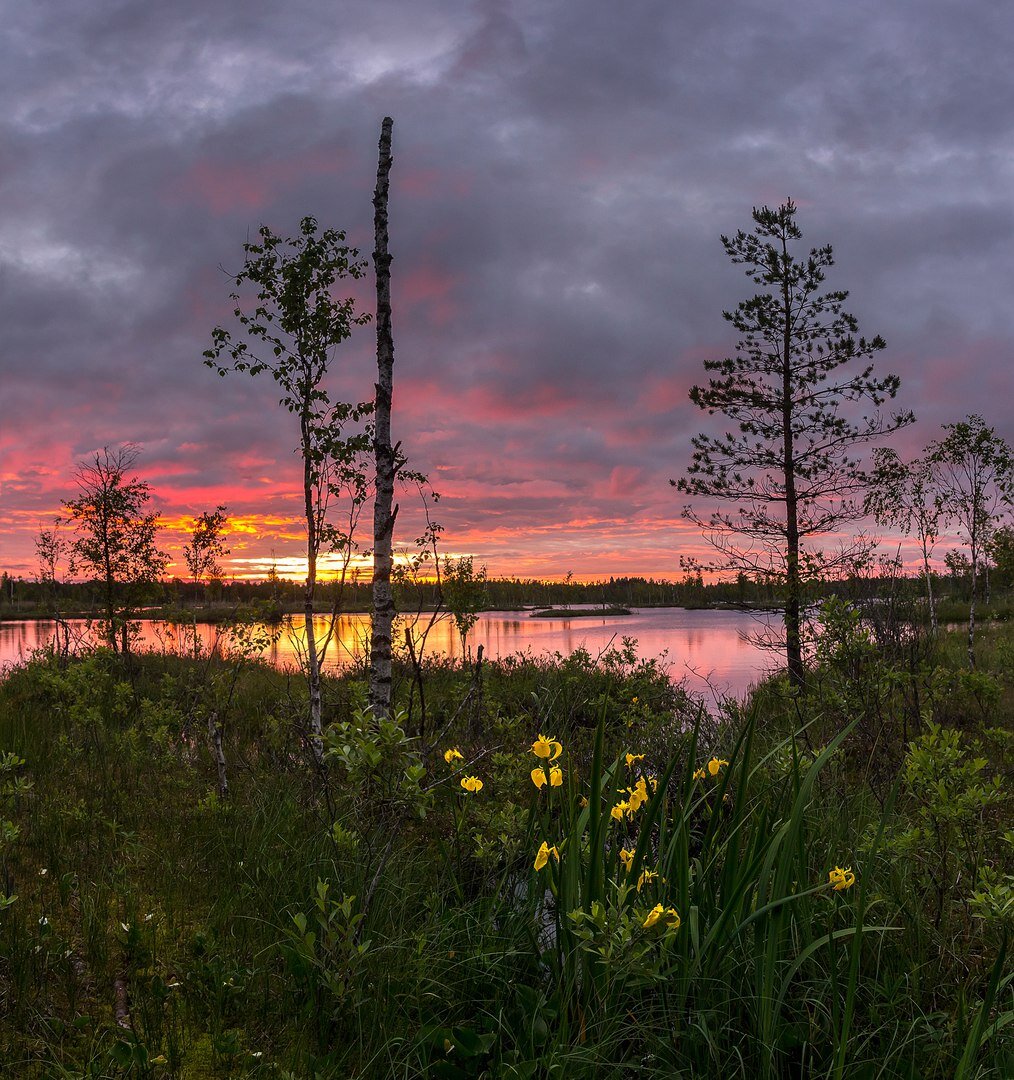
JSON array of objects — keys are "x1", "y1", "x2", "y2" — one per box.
[
  {"x1": 399, "y1": 264, "x2": 460, "y2": 327},
  {"x1": 165, "y1": 149, "x2": 348, "y2": 214},
  {"x1": 396, "y1": 166, "x2": 473, "y2": 200}
]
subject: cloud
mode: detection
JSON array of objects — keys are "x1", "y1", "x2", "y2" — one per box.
[{"x1": 2, "y1": 0, "x2": 1014, "y2": 580}]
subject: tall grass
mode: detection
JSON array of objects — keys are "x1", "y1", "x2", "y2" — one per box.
[{"x1": 0, "y1": 640, "x2": 1010, "y2": 1076}]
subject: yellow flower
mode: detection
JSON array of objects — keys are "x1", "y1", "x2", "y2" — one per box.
[
  {"x1": 531, "y1": 766, "x2": 563, "y2": 789},
  {"x1": 829, "y1": 866, "x2": 856, "y2": 891},
  {"x1": 663, "y1": 907, "x2": 681, "y2": 930},
  {"x1": 693, "y1": 767, "x2": 706, "y2": 781},
  {"x1": 625, "y1": 752, "x2": 645, "y2": 768},
  {"x1": 534, "y1": 841, "x2": 560, "y2": 871},
  {"x1": 627, "y1": 782, "x2": 648, "y2": 813},
  {"x1": 648, "y1": 776, "x2": 658, "y2": 792},
  {"x1": 611, "y1": 801, "x2": 629, "y2": 821},
  {"x1": 444, "y1": 748, "x2": 463, "y2": 764},
  {"x1": 637, "y1": 868, "x2": 659, "y2": 892},
  {"x1": 642, "y1": 903, "x2": 664, "y2": 928},
  {"x1": 631, "y1": 696, "x2": 639, "y2": 704},
  {"x1": 707, "y1": 757, "x2": 729, "y2": 777},
  {"x1": 579, "y1": 795, "x2": 589, "y2": 808},
  {"x1": 618, "y1": 847, "x2": 635, "y2": 872},
  {"x1": 460, "y1": 775, "x2": 483, "y2": 794},
  {"x1": 531, "y1": 734, "x2": 563, "y2": 760}
]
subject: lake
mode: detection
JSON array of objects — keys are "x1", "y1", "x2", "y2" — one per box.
[{"x1": 0, "y1": 607, "x2": 780, "y2": 700}]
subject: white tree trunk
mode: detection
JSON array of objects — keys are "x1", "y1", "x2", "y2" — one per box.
[{"x1": 369, "y1": 116, "x2": 397, "y2": 721}]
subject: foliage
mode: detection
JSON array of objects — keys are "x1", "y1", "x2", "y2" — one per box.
[
  {"x1": 61, "y1": 445, "x2": 168, "y2": 653},
  {"x1": 867, "y1": 448, "x2": 943, "y2": 630},
  {"x1": 204, "y1": 216, "x2": 373, "y2": 759},
  {"x1": 929, "y1": 415, "x2": 1014, "y2": 665},
  {"x1": 322, "y1": 705, "x2": 429, "y2": 819},
  {"x1": 441, "y1": 555, "x2": 488, "y2": 656},
  {"x1": 0, "y1": 750, "x2": 30, "y2": 914},
  {"x1": 884, "y1": 723, "x2": 1006, "y2": 930},
  {"x1": 182, "y1": 506, "x2": 230, "y2": 585},
  {"x1": 677, "y1": 198, "x2": 912, "y2": 685},
  {"x1": 0, "y1": 637, "x2": 1011, "y2": 1077}
]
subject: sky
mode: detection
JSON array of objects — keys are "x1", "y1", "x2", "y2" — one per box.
[{"x1": 2, "y1": 0, "x2": 1013, "y2": 582}]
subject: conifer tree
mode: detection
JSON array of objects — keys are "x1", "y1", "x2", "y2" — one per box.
[{"x1": 676, "y1": 200, "x2": 913, "y2": 686}]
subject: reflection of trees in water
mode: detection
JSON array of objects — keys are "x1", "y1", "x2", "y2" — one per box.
[{"x1": 0, "y1": 611, "x2": 774, "y2": 698}]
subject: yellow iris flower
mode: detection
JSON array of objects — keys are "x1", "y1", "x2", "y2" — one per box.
[
  {"x1": 642, "y1": 903, "x2": 681, "y2": 930},
  {"x1": 534, "y1": 841, "x2": 560, "y2": 871},
  {"x1": 637, "y1": 868, "x2": 659, "y2": 891},
  {"x1": 707, "y1": 757, "x2": 730, "y2": 777},
  {"x1": 693, "y1": 767, "x2": 706, "y2": 781},
  {"x1": 618, "y1": 848, "x2": 635, "y2": 872},
  {"x1": 531, "y1": 767, "x2": 563, "y2": 788},
  {"x1": 531, "y1": 734, "x2": 563, "y2": 760},
  {"x1": 642, "y1": 903, "x2": 664, "y2": 928},
  {"x1": 626, "y1": 777, "x2": 649, "y2": 812},
  {"x1": 611, "y1": 801, "x2": 629, "y2": 821},
  {"x1": 625, "y1": 752, "x2": 645, "y2": 768},
  {"x1": 444, "y1": 748, "x2": 463, "y2": 764},
  {"x1": 829, "y1": 866, "x2": 856, "y2": 891},
  {"x1": 460, "y1": 776, "x2": 483, "y2": 794}
]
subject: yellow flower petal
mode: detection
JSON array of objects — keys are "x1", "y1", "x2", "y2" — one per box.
[
  {"x1": 460, "y1": 775, "x2": 483, "y2": 793},
  {"x1": 642, "y1": 903, "x2": 664, "y2": 929},
  {"x1": 637, "y1": 868, "x2": 659, "y2": 892},
  {"x1": 707, "y1": 757, "x2": 729, "y2": 777},
  {"x1": 829, "y1": 866, "x2": 856, "y2": 891},
  {"x1": 534, "y1": 841, "x2": 560, "y2": 871},
  {"x1": 531, "y1": 768, "x2": 547, "y2": 789},
  {"x1": 444, "y1": 748, "x2": 463, "y2": 764},
  {"x1": 531, "y1": 734, "x2": 563, "y2": 760}
]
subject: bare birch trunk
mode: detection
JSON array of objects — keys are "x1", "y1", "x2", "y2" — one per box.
[
  {"x1": 303, "y1": 412, "x2": 324, "y2": 764},
  {"x1": 369, "y1": 116, "x2": 397, "y2": 720},
  {"x1": 968, "y1": 549, "x2": 978, "y2": 668},
  {"x1": 922, "y1": 543, "x2": 938, "y2": 635},
  {"x1": 208, "y1": 712, "x2": 228, "y2": 798}
]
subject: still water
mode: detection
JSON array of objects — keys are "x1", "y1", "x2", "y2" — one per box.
[{"x1": 0, "y1": 608, "x2": 779, "y2": 700}]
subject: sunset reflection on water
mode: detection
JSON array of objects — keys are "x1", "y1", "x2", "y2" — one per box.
[{"x1": 0, "y1": 608, "x2": 778, "y2": 700}]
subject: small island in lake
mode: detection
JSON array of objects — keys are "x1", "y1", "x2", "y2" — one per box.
[{"x1": 529, "y1": 606, "x2": 632, "y2": 618}]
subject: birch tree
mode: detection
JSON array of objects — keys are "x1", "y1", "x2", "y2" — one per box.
[
  {"x1": 866, "y1": 449, "x2": 942, "y2": 633},
  {"x1": 369, "y1": 116, "x2": 397, "y2": 720},
  {"x1": 183, "y1": 506, "x2": 229, "y2": 589},
  {"x1": 63, "y1": 445, "x2": 168, "y2": 654},
  {"x1": 927, "y1": 416, "x2": 1014, "y2": 667},
  {"x1": 676, "y1": 200, "x2": 913, "y2": 687},
  {"x1": 204, "y1": 218, "x2": 372, "y2": 762}
]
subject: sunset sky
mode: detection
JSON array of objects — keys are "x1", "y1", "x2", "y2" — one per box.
[{"x1": 2, "y1": 1, "x2": 1013, "y2": 582}]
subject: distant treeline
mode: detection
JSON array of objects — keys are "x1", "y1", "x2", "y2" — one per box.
[{"x1": 2, "y1": 564, "x2": 1010, "y2": 619}]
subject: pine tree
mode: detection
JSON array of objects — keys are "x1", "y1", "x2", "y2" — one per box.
[{"x1": 676, "y1": 200, "x2": 913, "y2": 686}]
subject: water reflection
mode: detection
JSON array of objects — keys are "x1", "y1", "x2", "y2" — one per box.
[{"x1": 0, "y1": 608, "x2": 779, "y2": 699}]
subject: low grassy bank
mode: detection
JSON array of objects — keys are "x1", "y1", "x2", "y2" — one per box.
[{"x1": 0, "y1": 623, "x2": 1011, "y2": 1077}]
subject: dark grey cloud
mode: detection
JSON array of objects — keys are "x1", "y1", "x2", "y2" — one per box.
[{"x1": 2, "y1": 0, "x2": 1013, "y2": 577}]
